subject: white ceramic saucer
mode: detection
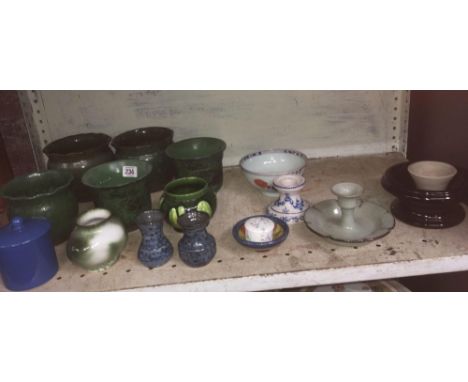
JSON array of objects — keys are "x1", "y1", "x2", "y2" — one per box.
[{"x1": 304, "y1": 199, "x2": 395, "y2": 246}]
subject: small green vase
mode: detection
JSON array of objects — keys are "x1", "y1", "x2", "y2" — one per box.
[
  {"x1": 165, "y1": 137, "x2": 226, "y2": 192},
  {"x1": 160, "y1": 176, "x2": 217, "y2": 229},
  {"x1": 67, "y1": 208, "x2": 127, "y2": 271},
  {"x1": 82, "y1": 159, "x2": 153, "y2": 231},
  {"x1": 0, "y1": 170, "x2": 78, "y2": 244},
  {"x1": 111, "y1": 127, "x2": 174, "y2": 192}
]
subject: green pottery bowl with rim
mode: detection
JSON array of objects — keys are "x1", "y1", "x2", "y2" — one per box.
[
  {"x1": 0, "y1": 170, "x2": 78, "y2": 244},
  {"x1": 81, "y1": 159, "x2": 153, "y2": 231},
  {"x1": 165, "y1": 137, "x2": 226, "y2": 192},
  {"x1": 159, "y1": 176, "x2": 217, "y2": 229},
  {"x1": 43, "y1": 133, "x2": 114, "y2": 202},
  {"x1": 111, "y1": 127, "x2": 174, "y2": 192}
]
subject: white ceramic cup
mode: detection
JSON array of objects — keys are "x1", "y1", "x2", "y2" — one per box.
[
  {"x1": 244, "y1": 217, "x2": 275, "y2": 242},
  {"x1": 407, "y1": 161, "x2": 457, "y2": 191}
]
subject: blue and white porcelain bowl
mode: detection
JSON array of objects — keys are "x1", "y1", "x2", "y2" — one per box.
[
  {"x1": 232, "y1": 215, "x2": 289, "y2": 252},
  {"x1": 239, "y1": 149, "x2": 307, "y2": 196}
]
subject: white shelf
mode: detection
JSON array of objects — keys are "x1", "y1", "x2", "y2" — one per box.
[{"x1": 5, "y1": 152, "x2": 468, "y2": 292}]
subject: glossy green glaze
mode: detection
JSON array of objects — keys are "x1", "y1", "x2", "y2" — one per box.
[
  {"x1": 165, "y1": 137, "x2": 226, "y2": 192},
  {"x1": 67, "y1": 208, "x2": 127, "y2": 271},
  {"x1": 159, "y1": 177, "x2": 217, "y2": 229},
  {"x1": 111, "y1": 127, "x2": 174, "y2": 192},
  {"x1": 0, "y1": 170, "x2": 78, "y2": 244},
  {"x1": 43, "y1": 133, "x2": 114, "y2": 202},
  {"x1": 82, "y1": 160, "x2": 153, "y2": 231}
]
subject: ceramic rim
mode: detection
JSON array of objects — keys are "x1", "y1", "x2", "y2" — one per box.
[
  {"x1": 81, "y1": 159, "x2": 152, "y2": 189},
  {"x1": 43, "y1": 133, "x2": 111, "y2": 157},
  {"x1": 239, "y1": 149, "x2": 307, "y2": 176},
  {"x1": 0, "y1": 170, "x2": 74, "y2": 200},
  {"x1": 165, "y1": 137, "x2": 227, "y2": 160},
  {"x1": 408, "y1": 160, "x2": 457, "y2": 179},
  {"x1": 77, "y1": 208, "x2": 112, "y2": 227},
  {"x1": 163, "y1": 176, "x2": 209, "y2": 199},
  {"x1": 136, "y1": 209, "x2": 165, "y2": 226},
  {"x1": 273, "y1": 174, "x2": 306, "y2": 190},
  {"x1": 111, "y1": 127, "x2": 174, "y2": 150}
]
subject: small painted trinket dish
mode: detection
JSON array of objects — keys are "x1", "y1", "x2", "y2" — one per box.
[
  {"x1": 239, "y1": 149, "x2": 307, "y2": 196},
  {"x1": 232, "y1": 215, "x2": 289, "y2": 252},
  {"x1": 304, "y1": 182, "x2": 395, "y2": 246},
  {"x1": 267, "y1": 174, "x2": 309, "y2": 224}
]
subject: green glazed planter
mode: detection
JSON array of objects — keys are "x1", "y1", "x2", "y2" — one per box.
[
  {"x1": 43, "y1": 133, "x2": 114, "y2": 202},
  {"x1": 111, "y1": 127, "x2": 174, "y2": 192},
  {"x1": 0, "y1": 170, "x2": 78, "y2": 244},
  {"x1": 159, "y1": 176, "x2": 217, "y2": 229},
  {"x1": 165, "y1": 137, "x2": 226, "y2": 192},
  {"x1": 82, "y1": 159, "x2": 153, "y2": 231},
  {"x1": 67, "y1": 208, "x2": 127, "y2": 271}
]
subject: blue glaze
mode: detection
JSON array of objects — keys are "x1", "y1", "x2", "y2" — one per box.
[
  {"x1": 272, "y1": 193, "x2": 305, "y2": 212},
  {"x1": 178, "y1": 211, "x2": 216, "y2": 267},
  {"x1": 232, "y1": 215, "x2": 289, "y2": 251},
  {"x1": 136, "y1": 210, "x2": 173, "y2": 268},
  {"x1": 0, "y1": 216, "x2": 58, "y2": 291}
]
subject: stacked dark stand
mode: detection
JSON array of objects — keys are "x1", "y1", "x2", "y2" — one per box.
[{"x1": 381, "y1": 162, "x2": 467, "y2": 228}]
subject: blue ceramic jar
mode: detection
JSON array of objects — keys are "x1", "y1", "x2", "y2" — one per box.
[
  {"x1": 136, "y1": 210, "x2": 173, "y2": 268},
  {"x1": 0, "y1": 216, "x2": 58, "y2": 291},
  {"x1": 177, "y1": 211, "x2": 216, "y2": 267}
]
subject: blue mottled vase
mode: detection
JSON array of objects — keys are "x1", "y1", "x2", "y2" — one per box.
[
  {"x1": 136, "y1": 210, "x2": 173, "y2": 268},
  {"x1": 178, "y1": 211, "x2": 216, "y2": 267}
]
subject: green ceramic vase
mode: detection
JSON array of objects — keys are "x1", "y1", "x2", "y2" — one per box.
[
  {"x1": 0, "y1": 170, "x2": 78, "y2": 244},
  {"x1": 165, "y1": 137, "x2": 226, "y2": 192},
  {"x1": 160, "y1": 176, "x2": 217, "y2": 229},
  {"x1": 43, "y1": 133, "x2": 114, "y2": 202},
  {"x1": 81, "y1": 159, "x2": 153, "y2": 231},
  {"x1": 67, "y1": 208, "x2": 127, "y2": 271},
  {"x1": 111, "y1": 127, "x2": 174, "y2": 192}
]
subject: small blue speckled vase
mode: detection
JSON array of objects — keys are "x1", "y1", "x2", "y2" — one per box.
[
  {"x1": 136, "y1": 210, "x2": 173, "y2": 268},
  {"x1": 178, "y1": 211, "x2": 216, "y2": 267}
]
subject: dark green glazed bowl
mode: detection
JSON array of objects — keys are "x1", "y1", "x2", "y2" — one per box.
[
  {"x1": 165, "y1": 137, "x2": 226, "y2": 192},
  {"x1": 111, "y1": 127, "x2": 174, "y2": 192},
  {"x1": 0, "y1": 170, "x2": 78, "y2": 244},
  {"x1": 82, "y1": 159, "x2": 153, "y2": 231},
  {"x1": 159, "y1": 176, "x2": 217, "y2": 229},
  {"x1": 43, "y1": 133, "x2": 114, "y2": 202}
]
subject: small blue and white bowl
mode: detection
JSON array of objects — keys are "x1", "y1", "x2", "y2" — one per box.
[
  {"x1": 239, "y1": 149, "x2": 307, "y2": 196},
  {"x1": 232, "y1": 215, "x2": 289, "y2": 252}
]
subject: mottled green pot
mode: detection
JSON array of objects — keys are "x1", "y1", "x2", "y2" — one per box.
[
  {"x1": 43, "y1": 133, "x2": 114, "y2": 202},
  {"x1": 160, "y1": 176, "x2": 217, "y2": 229},
  {"x1": 165, "y1": 137, "x2": 226, "y2": 192},
  {"x1": 111, "y1": 127, "x2": 174, "y2": 192},
  {"x1": 67, "y1": 208, "x2": 127, "y2": 271},
  {"x1": 82, "y1": 160, "x2": 152, "y2": 231},
  {"x1": 0, "y1": 170, "x2": 78, "y2": 244}
]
